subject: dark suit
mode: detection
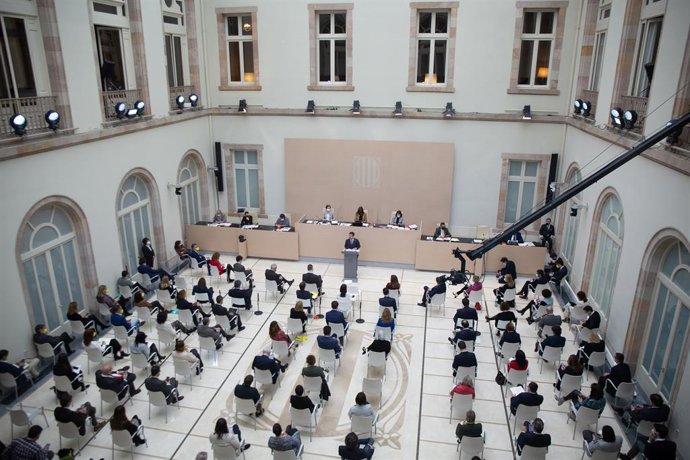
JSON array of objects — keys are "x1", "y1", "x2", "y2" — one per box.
[
  {"x1": 344, "y1": 238, "x2": 361, "y2": 249},
  {"x1": 34, "y1": 331, "x2": 74, "y2": 355},
  {"x1": 142, "y1": 244, "x2": 155, "y2": 266},
  {"x1": 265, "y1": 269, "x2": 287, "y2": 290},
  {"x1": 211, "y1": 302, "x2": 242, "y2": 328},
  {"x1": 240, "y1": 216, "x2": 253, "y2": 226},
  {"x1": 539, "y1": 223, "x2": 555, "y2": 250},
  {"x1": 582, "y1": 311, "x2": 601, "y2": 330},
  {"x1": 296, "y1": 289, "x2": 313, "y2": 312},
  {"x1": 54, "y1": 406, "x2": 94, "y2": 435},
  {"x1": 290, "y1": 395, "x2": 315, "y2": 412},
  {"x1": 423, "y1": 282, "x2": 447, "y2": 304},
  {"x1": 516, "y1": 431, "x2": 551, "y2": 454},
  {"x1": 452, "y1": 351, "x2": 477, "y2": 371},
  {"x1": 144, "y1": 376, "x2": 180, "y2": 403},
  {"x1": 453, "y1": 306, "x2": 478, "y2": 324},
  {"x1": 379, "y1": 296, "x2": 397, "y2": 315},
  {"x1": 578, "y1": 340, "x2": 605, "y2": 364},
  {"x1": 95, "y1": 369, "x2": 136, "y2": 398},
  {"x1": 317, "y1": 335, "x2": 342, "y2": 355},
  {"x1": 366, "y1": 339, "x2": 391, "y2": 357},
  {"x1": 302, "y1": 272, "x2": 323, "y2": 292},
  {"x1": 325, "y1": 309, "x2": 347, "y2": 329},
  {"x1": 451, "y1": 328, "x2": 480, "y2": 345},
  {"x1": 0, "y1": 360, "x2": 31, "y2": 388},
  {"x1": 498, "y1": 260, "x2": 517, "y2": 282},
  {"x1": 252, "y1": 355, "x2": 281, "y2": 383},
  {"x1": 228, "y1": 286, "x2": 253, "y2": 309},
  {"x1": 433, "y1": 226, "x2": 451, "y2": 238},
  {"x1": 630, "y1": 404, "x2": 670, "y2": 423},
  {"x1": 455, "y1": 422, "x2": 482, "y2": 442},
  {"x1": 539, "y1": 335, "x2": 566, "y2": 355},
  {"x1": 603, "y1": 363, "x2": 632, "y2": 396},
  {"x1": 510, "y1": 391, "x2": 543, "y2": 415},
  {"x1": 551, "y1": 265, "x2": 568, "y2": 284},
  {"x1": 644, "y1": 439, "x2": 677, "y2": 460},
  {"x1": 507, "y1": 232, "x2": 524, "y2": 244},
  {"x1": 500, "y1": 331, "x2": 521, "y2": 346},
  {"x1": 234, "y1": 383, "x2": 260, "y2": 403}
]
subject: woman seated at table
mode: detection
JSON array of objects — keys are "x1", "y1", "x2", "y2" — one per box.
[
  {"x1": 354, "y1": 206, "x2": 368, "y2": 225},
  {"x1": 290, "y1": 301, "x2": 309, "y2": 333},
  {"x1": 390, "y1": 210, "x2": 404, "y2": 226}
]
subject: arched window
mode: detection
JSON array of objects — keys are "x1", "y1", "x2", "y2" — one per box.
[
  {"x1": 640, "y1": 241, "x2": 690, "y2": 400},
  {"x1": 560, "y1": 167, "x2": 582, "y2": 265},
  {"x1": 117, "y1": 174, "x2": 153, "y2": 271},
  {"x1": 178, "y1": 155, "x2": 201, "y2": 225},
  {"x1": 20, "y1": 205, "x2": 85, "y2": 330},
  {"x1": 588, "y1": 194, "x2": 623, "y2": 316}
]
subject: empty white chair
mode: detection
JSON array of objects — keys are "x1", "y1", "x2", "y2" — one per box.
[
  {"x1": 147, "y1": 389, "x2": 180, "y2": 423},
  {"x1": 634, "y1": 420, "x2": 655, "y2": 439},
  {"x1": 36, "y1": 341, "x2": 63, "y2": 365},
  {"x1": 235, "y1": 394, "x2": 263, "y2": 430},
  {"x1": 254, "y1": 368, "x2": 279, "y2": 387},
  {"x1": 504, "y1": 369, "x2": 528, "y2": 396},
  {"x1": 9, "y1": 404, "x2": 48, "y2": 438},
  {"x1": 318, "y1": 348, "x2": 340, "y2": 375},
  {"x1": 328, "y1": 322, "x2": 348, "y2": 345},
  {"x1": 367, "y1": 351, "x2": 387, "y2": 380},
  {"x1": 510, "y1": 404, "x2": 540, "y2": 431},
  {"x1": 538, "y1": 345, "x2": 563, "y2": 372},
  {"x1": 0, "y1": 371, "x2": 33, "y2": 400},
  {"x1": 57, "y1": 420, "x2": 85, "y2": 450},
  {"x1": 199, "y1": 335, "x2": 222, "y2": 362},
  {"x1": 173, "y1": 357, "x2": 200, "y2": 389},
  {"x1": 362, "y1": 377, "x2": 383, "y2": 407},
  {"x1": 568, "y1": 403, "x2": 600, "y2": 439},
  {"x1": 581, "y1": 438, "x2": 619, "y2": 459},
  {"x1": 449, "y1": 393, "x2": 473, "y2": 423},
  {"x1": 112, "y1": 426, "x2": 147, "y2": 459},
  {"x1": 454, "y1": 366, "x2": 477, "y2": 384},
  {"x1": 607, "y1": 380, "x2": 636, "y2": 410},
  {"x1": 287, "y1": 318, "x2": 305, "y2": 337},
  {"x1": 556, "y1": 372, "x2": 582, "y2": 398},
  {"x1": 265, "y1": 279, "x2": 280, "y2": 300},
  {"x1": 156, "y1": 289, "x2": 175, "y2": 309},
  {"x1": 177, "y1": 309, "x2": 196, "y2": 329},
  {"x1": 582, "y1": 351, "x2": 606, "y2": 379},
  {"x1": 458, "y1": 433, "x2": 485, "y2": 460},
  {"x1": 350, "y1": 413, "x2": 379, "y2": 438},
  {"x1": 113, "y1": 324, "x2": 136, "y2": 347},
  {"x1": 99, "y1": 387, "x2": 129, "y2": 413},
  {"x1": 503, "y1": 287, "x2": 517, "y2": 304},
  {"x1": 272, "y1": 445, "x2": 304, "y2": 460},
  {"x1": 290, "y1": 406, "x2": 318, "y2": 441},
  {"x1": 135, "y1": 306, "x2": 157, "y2": 331},
  {"x1": 519, "y1": 445, "x2": 547, "y2": 459},
  {"x1": 429, "y1": 292, "x2": 446, "y2": 316}
]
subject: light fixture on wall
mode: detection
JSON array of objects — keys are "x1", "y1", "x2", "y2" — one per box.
[
  {"x1": 125, "y1": 108, "x2": 138, "y2": 119},
  {"x1": 610, "y1": 107, "x2": 623, "y2": 127},
  {"x1": 623, "y1": 110, "x2": 638, "y2": 129},
  {"x1": 45, "y1": 110, "x2": 60, "y2": 131},
  {"x1": 393, "y1": 101, "x2": 402, "y2": 117},
  {"x1": 582, "y1": 100, "x2": 592, "y2": 117},
  {"x1": 522, "y1": 105, "x2": 532, "y2": 120},
  {"x1": 9, "y1": 113, "x2": 27, "y2": 136},
  {"x1": 350, "y1": 100, "x2": 361, "y2": 115},
  {"x1": 442, "y1": 102, "x2": 455, "y2": 118},
  {"x1": 134, "y1": 100, "x2": 145, "y2": 116},
  {"x1": 549, "y1": 181, "x2": 564, "y2": 193},
  {"x1": 665, "y1": 119, "x2": 682, "y2": 145},
  {"x1": 114, "y1": 102, "x2": 127, "y2": 119},
  {"x1": 306, "y1": 100, "x2": 315, "y2": 114},
  {"x1": 176, "y1": 95, "x2": 185, "y2": 110},
  {"x1": 168, "y1": 183, "x2": 182, "y2": 196},
  {"x1": 570, "y1": 203, "x2": 587, "y2": 217},
  {"x1": 189, "y1": 93, "x2": 199, "y2": 107},
  {"x1": 573, "y1": 99, "x2": 583, "y2": 115},
  {"x1": 238, "y1": 99, "x2": 248, "y2": 113}
]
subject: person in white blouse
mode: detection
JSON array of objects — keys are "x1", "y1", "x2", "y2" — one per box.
[
  {"x1": 209, "y1": 417, "x2": 250, "y2": 453},
  {"x1": 173, "y1": 340, "x2": 204, "y2": 375}
]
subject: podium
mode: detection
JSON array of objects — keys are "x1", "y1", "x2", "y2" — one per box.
[{"x1": 343, "y1": 249, "x2": 359, "y2": 281}]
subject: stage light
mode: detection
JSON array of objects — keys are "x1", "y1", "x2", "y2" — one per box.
[
  {"x1": 189, "y1": 93, "x2": 198, "y2": 107},
  {"x1": 442, "y1": 102, "x2": 455, "y2": 118},
  {"x1": 176, "y1": 95, "x2": 185, "y2": 110},
  {"x1": 9, "y1": 113, "x2": 27, "y2": 136},
  {"x1": 522, "y1": 105, "x2": 532, "y2": 120},
  {"x1": 306, "y1": 100, "x2": 315, "y2": 114},
  {"x1": 238, "y1": 99, "x2": 247, "y2": 113},
  {"x1": 573, "y1": 99, "x2": 582, "y2": 115},
  {"x1": 126, "y1": 108, "x2": 138, "y2": 119},
  {"x1": 45, "y1": 110, "x2": 60, "y2": 131},
  {"x1": 134, "y1": 100, "x2": 145, "y2": 116},
  {"x1": 393, "y1": 101, "x2": 402, "y2": 117},
  {"x1": 623, "y1": 110, "x2": 638, "y2": 129},
  {"x1": 610, "y1": 107, "x2": 623, "y2": 127},
  {"x1": 351, "y1": 100, "x2": 360, "y2": 115},
  {"x1": 582, "y1": 100, "x2": 592, "y2": 117},
  {"x1": 114, "y1": 102, "x2": 127, "y2": 119}
]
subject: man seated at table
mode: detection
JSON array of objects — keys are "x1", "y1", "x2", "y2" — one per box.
[
  {"x1": 506, "y1": 230, "x2": 524, "y2": 245},
  {"x1": 240, "y1": 211, "x2": 253, "y2": 226},
  {"x1": 379, "y1": 288, "x2": 397, "y2": 318},
  {"x1": 418, "y1": 276, "x2": 446, "y2": 307},
  {"x1": 344, "y1": 232, "x2": 361, "y2": 250},
  {"x1": 302, "y1": 264, "x2": 324, "y2": 295},
  {"x1": 265, "y1": 263, "x2": 294, "y2": 293},
  {"x1": 433, "y1": 222, "x2": 451, "y2": 239},
  {"x1": 275, "y1": 213, "x2": 290, "y2": 229},
  {"x1": 212, "y1": 209, "x2": 227, "y2": 223}
]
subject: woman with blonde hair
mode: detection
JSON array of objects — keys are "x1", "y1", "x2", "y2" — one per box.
[
  {"x1": 159, "y1": 275, "x2": 178, "y2": 299},
  {"x1": 493, "y1": 274, "x2": 515, "y2": 303},
  {"x1": 290, "y1": 301, "x2": 309, "y2": 333},
  {"x1": 376, "y1": 307, "x2": 395, "y2": 333}
]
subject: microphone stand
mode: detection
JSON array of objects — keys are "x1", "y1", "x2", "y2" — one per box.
[{"x1": 254, "y1": 292, "x2": 263, "y2": 315}]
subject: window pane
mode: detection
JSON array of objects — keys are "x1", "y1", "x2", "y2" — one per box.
[
  {"x1": 520, "y1": 182, "x2": 536, "y2": 218},
  {"x1": 591, "y1": 32, "x2": 606, "y2": 91},
  {"x1": 247, "y1": 151, "x2": 258, "y2": 164},
  {"x1": 643, "y1": 285, "x2": 667, "y2": 371},
  {"x1": 505, "y1": 181, "x2": 519, "y2": 223},
  {"x1": 509, "y1": 160, "x2": 522, "y2": 176},
  {"x1": 524, "y1": 161, "x2": 538, "y2": 177},
  {"x1": 227, "y1": 16, "x2": 238, "y2": 36},
  {"x1": 318, "y1": 40, "x2": 331, "y2": 82},
  {"x1": 133, "y1": 177, "x2": 148, "y2": 199},
  {"x1": 63, "y1": 240, "x2": 83, "y2": 306},
  {"x1": 23, "y1": 261, "x2": 44, "y2": 325},
  {"x1": 234, "y1": 151, "x2": 245, "y2": 164},
  {"x1": 673, "y1": 269, "x2": 690, "y2": 296},
  {"x1": 241, "y1": 16, "x2": 252, "y2": 36},
  {"x1": 435, "y1": 12, "x2": 448, "y2": 33},
  {"x1": 0, "y1": 33, "x2": 11, "y2": 98},
  {"x1": 419, "y1": 12, "x2": 432, "y2": 33},
  {"x1": 319, "y1": 13, "x2": 331, "y2": 34},
  {"x1": 517, "y1": 40, "x2": 534, "y2": 85},
  {"x1": 540, "y1": 12, "x2": 554, "y2": 34},
  {"x1": 416, "y1": 40, "x2": 431, "y2": 83},
  {"x1": 180, "y1": 190, "x2": 189, "y2": 224},
  {"x1": 122, "y1": 213, "x2": 136, "y2": 270},
  {"x1": 662, "y1": 245, "x2": 680, "y2": 276},
  {"x1": 522, "y1": 12, "x2": 537, "y2": 33},
  {"x1": 228, "y1": 42, "x2": 240, "y2": 82},
  {"x1": 3, "y1": 17, "x2": 36, "y2": 97},
  {"x1": 242, "y1": 41, "x2": 254, "y2": 76},
  {"x1": 534, "y1": 41, "x2": 551, "y2": 85},
  {"x1": 33, "y1": 226, "x2": 59, "y2": 248},
  {"x1": 96, "y1": 27, "x2": 125, "y2": 91},
  {"x1": 165, "y1": 35, "x2": 174, "y2": 87},
  {"x1": 173, "y1": 36, "x2": 183, "y2": 86},
  {"x1": 51, "y1": 246, "x2": 71, "y2": 310},
  {"x1": 180, "y1": 169, "x2": 191, "y2": 183},
  {"x1": 433, "y1": 40, "x2": 447, "y2": 84},
  {"x1": 661, "y1": 305, "x2": 689, "y2": 398},
  {"x1": 334, "y1": 40, "x2": 346, "y2": 82},
  {"x1": 248, "y1": 169, "x2": 260, "y2": 209},
  {"x1": 334, "y1": 13, "x2": 346, "y2": 34},
  {"x1": 35, "y1": 254, "x2": 59, "y2": 330},
  {"x1": 235, "y1": 169, "x2": 247, "y2": 208},
  {"x1": 650, "y1": 293, "x2": 676, "y2": 381}
]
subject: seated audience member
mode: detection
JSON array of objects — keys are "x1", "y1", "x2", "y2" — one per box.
[
  {"x1": 111, "y1": 306, "x2": 143, "y2": 333},
  {"x1": 535, "y1": 325, "x2": 566, "y2": 356},
  {"x1": 517, "y1": 269, "x2": 549, "y2": 298},
  {"x1": 53, "y1": 352, "x2": 88, "y2": 392},
  {"x1": 144, "y1": 364, "x2": 183, "y2": 403},
  {"x1": 269, "y1": 321, "x2": 293, "y2": 348},
  {"x1": 137, "y1": 256, "x2": 174, "y2": 282},
  {"x1": 433, "y1": 222, "x2": 451, "y2": 238},
  {"x1": 97, "y1": 284, "x2": 126, "y2": 313},
  {"x1": 240, "y1": 211, "x2": 253, "y2": 227},
  {"x1": 159, "y1": 275, "x2": 178, "y2": 300},
  {"x1": 621, "y1": 423, "x2": 676, "y2": 460},
  {"x1": 555, "y1": 355, "x2": 584, "y2": 391},
  {"x1": 156, "y1": 309, "x2": 194, "y2": 337},
  {"x1": 275, "y1": 213, "x2": 290, "y2": 228},
  {"x1": 535, "y1": 306, "x2": 562, "y2": 336},
  {"x1": 452, "y1": 341, "x2": 477, "y2": 377},
  {"x1": 54, "y1": 392, "x2": 106, "y2": 435},
  {"x1": 209, "y1": 252, "x2": 233, "y2": 283},
  {"x1": 624, "y1": 393, "x2": 670, "y2": 427},
  {"x1": 391, "y1": 210, "x2": 405, "y2": 227},
  {"x1": 362, "y1": 330, "x2": 392, "y2": 357},
  {"x1": 129, "y1": 331, "x2": 162, "y2": 363},
  {"x1": 267, "y1": 423, "x2": 302, "y2": 455},
  {"x1": 317, "y1": 326, "x2": 342, "y2": 358},
  {"x1": 302, "y1": 264, "x2": 324, "y2": 295},
  {"x1": 516, "y1": 418, "x2": 551, "y2": 455},
  {"x1": 174, "y1": 340, "x2": 204, "y2": 375},
  {"x1": 134, "y1": 291, "x2": 164, "y2": 314},
  {"x1": 176, "y1": 289, "x2": 206, "y2": 327},
  {"x1": 66, "y1": 301, "x2": 107, "y2": 333},
  {"x1": 209, "y1": 417, "x2": 250, "y2": 455},
  {"x1": 349, "y1": 392, "x2": 376, "y2": 418},
  {"x1": 290, "y1": 301, "x2": 309, "y2": 333},
  {"x1": 499, "y1": 322, "x2": 521, "y2": 348},
  {"x1": 581, "y1": 305, "x2": 602, "y2": 330},
  {"x1": 339, "y1": 432, "x2": 375, "y2": 460},
  {"x1": 192, "y1": 277, "x2": 214, "y2": 304},
  {"x1": 290, "y1": 385, "x2": 316, "y2": 412},
  {"x1": 198, "y1": 317, "x2": 232, "y2": 350},
  {"x1": 378, "y1": 288, "x2": 397, "y2": 318},
  {"x1": 295, "y1": 282, "x2": 314, "y2": 315},
  {"x1": 252, "y1": 348, "x2": 286, "y2": 384},
  {"x1": 565, "y1": 290, "x2": 589, "y2": 323},
  {"x1": 212, "y1": 209, "x2": 227, "y2": 224},
  {"x1": 265, "y1": 263, "x2": 293, "y2": 293},
  {"x1": 179, "y1": 243, "x2": 209, "y2": 274},
  {"x1": 582, "y1": 424, "x2": 622, "y2": 457},
  {"x1": 0, "y1": 349, "x2": 40, "y2": 382},
  {"x1": 111, "y1": 404, "x2": 146, "y2": 446},
  {"x1": 354, "y1": 206, "x2": 368, "y2": 225},
  {"x1": 598, "y1": 352, "x2": 632, "y2": 397},
  {"x1": 174, "y1": 240, "x2": 190, "y2": 264},
  {"x1": 455, "y1": 409, "x2": 483, "y2": 443},
  {"x1": 96, "y1": 363, "x2": 140, "y2": 399},
  {"x1": 453, "y1": 274, "x2": 482, "y2": 299},
  {"x1": 510, "y1": 381, "x2": 543, "y2": 415},
  {"x1": 418, "y1": 276, "x2": 447, "y2": 307},
  {"x1": 228, "y1": 279, "x2": 253, "y2": 309},
  {"x1": 449, "y1": 376, "x2": 476, "y2": 399},
  {"x1": 578, "y1": 333, "x2": 605, "y2": 365},
  {"x1": 325, "y1": 301, "x2": 349, "y2": 339},
  {"x1": 233, "y1": 255, "x2": 253, "y2": 280},
  {"x1": 34, "y1": 324, "x2": 75, "y2": 355},
  {"x1": 302, "y1": 354, "x2": 331, "y2": 402},
  {"x1": 557, "y1": 382, "x2": 606, "y2": 416},
  {"x1": 376, "y1": 308, "x2": 395, "y2": 335},
  {"x1": 453, "y1": 299, "x2": 479, "y2": 327},
  {"x1": 336, "y1": 284, "x2": 353, "y2": 316},
  {"x1": 234, "y1": 375, "x2": 263, "y2": 416},
  {"x1": 386, "y1": 274, "x2": 401, "y2": 292},
  {"x1": 517, "y1": 289, "x2": 553, "y2": 322},
  {"x1": 508, "y1": 350, "x2": 529, "y2": 372},
  {"x1": 506, "y1": 230, "x2": 524, "y2": 244},
  {"x1": 117, "y1": 270, "x2": 147, "y2": 296},
  {"x1": 323, "y1": 205, "x2": 334, "y2": 221},
  {"x1": 83, "y1": 327, "x2": 127, "y2": 361},
  {"x1": 4, "y1": 425, "x2": 54, "y2": 459},
  {"x1": 550, "y1": 258, "x2": 568, "y2": 285},
  {"x1": 212, "y1": 295, "x2": 244, "y2": 332},
  {"x1": 493, "y1": 274, "x2": 516, "y2": 303},
  {"x1": 448, "y1": 319, "x2": 481, "y2": 346},
  {"x1": 496, "y1": 257, "x2": 517, "y2": 284},
  {"x1": 485, "y1": 302, "x2": 518, "y2": 334}
]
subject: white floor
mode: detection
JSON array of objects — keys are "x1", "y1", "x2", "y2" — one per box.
[{"x1": 0, "y1": 257, "x2": 631, "y2": 459}]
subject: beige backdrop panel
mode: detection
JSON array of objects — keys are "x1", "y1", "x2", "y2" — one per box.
[{"x1": 285, "y1": 138, "x2": 454, "y2": 235}]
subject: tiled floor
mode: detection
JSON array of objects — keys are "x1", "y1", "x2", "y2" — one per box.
[{"x1": 0, "y1": 257, "x2": 631, "y2": 459}]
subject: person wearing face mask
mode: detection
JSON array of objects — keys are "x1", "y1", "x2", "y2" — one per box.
[
  {"x1": 141, "y1": 237, "x2": 155, "y2": 267},
  {"x1": 212, "y1": 209, "x2": 227, "y2": 223},
  {"x1": 323, "y1": 204, "x2": 334, "y2": 221},
  {"x1": 33, "y1": 324, "x2": 75, "y2": 355},
  {"x1": 391, "y1": 210, "x2": 404, "y2": 227}
]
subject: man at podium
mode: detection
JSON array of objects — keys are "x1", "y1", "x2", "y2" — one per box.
[{"x1": 344, "y1": 232, "x2": 361, "y2": 250}]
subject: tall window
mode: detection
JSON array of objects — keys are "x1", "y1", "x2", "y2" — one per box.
[
  {"x1": 588, "y1": 194, "x2": 624, "y2": 317},
  {"x1": 233, "y1": 150, "x2": 260, "y2": 210},
  {"x1": 504, "y1": 160, "x2": 539, "y2": 224},
  {"x1": 95, "y1": 26, "x2": 126, "y2": 91},
  {"x1": 162, "y1": 0, "x2": 187, "y2": 88},
  {"x1": 20, "y1": 205, "x2": 85, "y2": 331},
  {"x1": 640, "y1": 241, "x2": 690, "y2": 400},
  {"x1": 0, "y1": 15, "x2": 37, "y2": 98},
  {"x1": 117, "y1": 174, "x2": 153, "y2": 271},
  {"x1": 178, "y1": 156, "x2": 200, "y2": 225},
  {"x1": 317, "y1": 12, "x2": 346, "y2": 84},
  {"x1": 415, "y1": 10, "x2": 448, "y2": 86},
  {"x1": 560, "y1": 168, "x2": 582, "y2": 265},
  {"x1": 164, "y1": 34, "x2": 184, "y2": 87},
  {"x1": 589, "y1": 1, "x2": 610, "y2": 92},
  {"x1": 226, "y1": 14, "x2": 254, "y2": 84},
  {"x1": 631, "y1": 16, "x2": 663, "y2": 97},
  {"x1": 517, "y1": 10, "x2": 556, "y2": 86}
]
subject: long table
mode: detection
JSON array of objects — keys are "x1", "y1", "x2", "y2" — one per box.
[{"x1": 186, "y1": 224, "x2": 299, "y2": 261}]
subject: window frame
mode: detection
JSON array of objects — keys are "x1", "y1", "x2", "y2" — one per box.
[
  {"x1": 116, "y1": 174, "x2": 154, "y2": 272},
  {"x1": 178, "y1": 156, "x2": 201, "y2": 226},
  {"x1": 588, "y1": 0, "x2": 610, "y2": 92},
  {"x1": 162, "y1": 0, "x2": 188, "y2": 88},
  {"x1": 630, "y1": 15, "x2": 663, "y2": 97},
  {"x1": 223, "y1": 143, "x2": 265, "y2": 214},
  {"x1": 407, "y1": 2, "x2": 458, "y2": 93},
  {"x1": 496, "y1": 153, "x2": 551, "y2": 230},
  {"x1": 216, "y1": 7, "x2": 261, "y2": 91},
  {"x1": 0, "y1": 14, "x2": 38, "y2": 99},
  {"x1": 307, "y1": 4, "x2": 353, "y2": 91},
  {"x1": 507, "y1": 1, "x2": 568, "y2": 96}
]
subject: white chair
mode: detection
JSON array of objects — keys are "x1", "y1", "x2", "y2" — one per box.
[
  {"x1": 504, "y1": 369, "x2": 528, "y2": 396},
  {"x1": 568, "y1": 305, "x2": 588, "y2": 324},
  {"x1": 199, "y1": 335, "x2": 222, "y2": 362},
  {"x1": 136, "y1": 306, "x2": 157, "y2": 331},
  {"x1": 318, "y1": 348, "x2": 340, "y2": 375},
  {"x1": 367, "y1": 351, "x2": 387, "y2": 380},
  {"x1": 556, "y1": 372, "x2": 582, "y2": 398},
  {"x1": 607, "y1": 379, "x2": 636, "y2": 410},
  {"x1": 388, "y1": 289, "x2": 400, "y2": 304},
  {"x1": 130, "y1": 352, "x2": 156, "y2": 373},
  {"x1": 265, "y1": 279, "x2": 281, "y2": 301},
  {"x1": 336, "y1": 296, "x2": 353, "y2": 319},
  {"x1": 495, "y1": 319, "x2": 511, "y2": 335},
  {"x1": 519, "y1": 445, "x2": 547, "y2": 459},
  {"x1": 9, "y1": 404, "x2": 48, "y2": 438},
  {"x1": 576, "y1": 326, "x2": 600, "y2": 344},
  {"x1": 374, "y1": 326, "x2": 392, "y2": 343},
  {"x1": 85, "y1": 345, "x2": 111, "y2": 373},
  {"x1": 173, "y1": 357, "x2": 200, "y2": 389},
  {"x1": 271, "y1": 339, "x2": 294, "y2": 362},
  {"x1": 538, "y1": 345, "x2": 563, "y2": 372},
  {"x1": 36, "y1": 341, "x2": 63, "y2": 365},
  {"x1": 113, "y1": 324, "x2": 136, "y2": 347},
  {"x1": 287, "y1": 318, "x2": 305, "y2": 336},
  {"x1": 302, "y1": 375, "x2": 325, "y2": 405},
  {"x1": 69, "y1": 320, "x2": 94, "y2": 338},
  {"x1": 362, "y1": 377, "x2": 383, "y2": 407},
  {"x1": 54, "y1": 374, "x2": 83, "y2": 396},
  {"x1": 194, "y1": 292, "x2": 211, "y2": 305},
  {"x1": 254, "y1": 367, "x2": 279, "y2": 387},
  {"x1": 230, "y1": 296, "x2": 247, "y2": 311},
  {"x1": 215, "y1": 314, "x2": 238, "y2": 336},
  {"x1": 272, "y1": 445, "x2": 304, "y2": 460},
  {"x1": 510, "y1": 403, "x2": 540, "y2": 431},
  {"x1": 329, "y1": 322, "x2": 348, "y2": 346},
  {"x1": 156, "y1": 325, "x2": 180, "y2": 351},
  {"x1": 213, "y1": 442, "x2": 246, "y2": 460},
  {"x1": 99, "y1": 387, "x2": 129, "y2": 413},
  {"x1": 290, "y1": 406, "x2": 318, "y2": 441},
  {"x1": 581, "y1": 438, "x2": 619, "y2": 459},
  {"x1": 449, "y1": 393, "x2": 473, "y2": 423},
  {"x1": 112, "y1": 426, "x2": 147, "y2": 459},
  {"x1": 467, "y1": 289, "x2": 483, "y2": 307},
  {"x1": 498, "y1": 341, "x2": 520, "y2": 366},
  {"x1": 147, "y1": 389, "x2": 180, "y2": 423},
  {"x1": 0, "y1": 371, "x2": 33, "y2": 400},
  {"x1": 156, "y1": 289, "x2": 176, "y2": 309},
  {"x1": 234, "y1": 271, "x2": 248, "y2": 286},
  {"x1": 429, "y1": 292, "x2": 446, "y2": 316},
  {"x1": 177, "y1": 309, "x2": 196, "y2": 329},
  {"x1": 57, "y1": 420, "x2": 88, "y2": 450},
  {"x1": 503, "y1": 287, "x2": 517, "y2": 304},
  {"x1": 97, "y1": 302, "x2": 113, "y2": 324},
  {"x1": 350, "y1": 413, "x2": 379, "y2": 437},
  {"x1": 454, "y1": 339, "x2": 474, "y2": 353},
  {"x1": 531, "y1": 303, "x2": 548, "y2": 321},
  {"x1": 118, "y1": 284, "x2": 138, "y2": 301},
  {"x1": 141, "y1": 273, "x2": 159, "y2": 290},
  {"x1": 454, "y1": 366, "x2": 477, "y2": 384},
  {"x1": 568, "y1": 402, "x2": 600, "y2": 439},
  {"x1": 582, "y1": 351, "x2": 606, "y2": 379},
  {"x1": 458, "y1": 433, "x2": 485, "y2": 460},
  {"x1": 634, "y1": 420, "x2": 655, "y2": 438},
  {"x1": 530, "y1": 282, "x2": 550, "y2": 300},
  {"x1": 235, "y1": 394, "x2": 263, "y2": 430}
]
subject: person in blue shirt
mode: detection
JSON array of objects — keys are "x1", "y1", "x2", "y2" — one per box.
[{"x1": 111, "y1": 306, "x2": 142, "y2": 334}]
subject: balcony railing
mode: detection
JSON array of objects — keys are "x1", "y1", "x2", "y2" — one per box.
[
  {"x1": 0, "y1": 96, "x2": 58, "y2": 137},
  {"x1": 168, "y1": 85, "x2": 195, "y2": 111},
  {"x1": 101, "y1": 89, "x2": 143, "y2": 121},
  {"x1": 620, "y1": 95, "x2": 648, "y2": 131}
]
